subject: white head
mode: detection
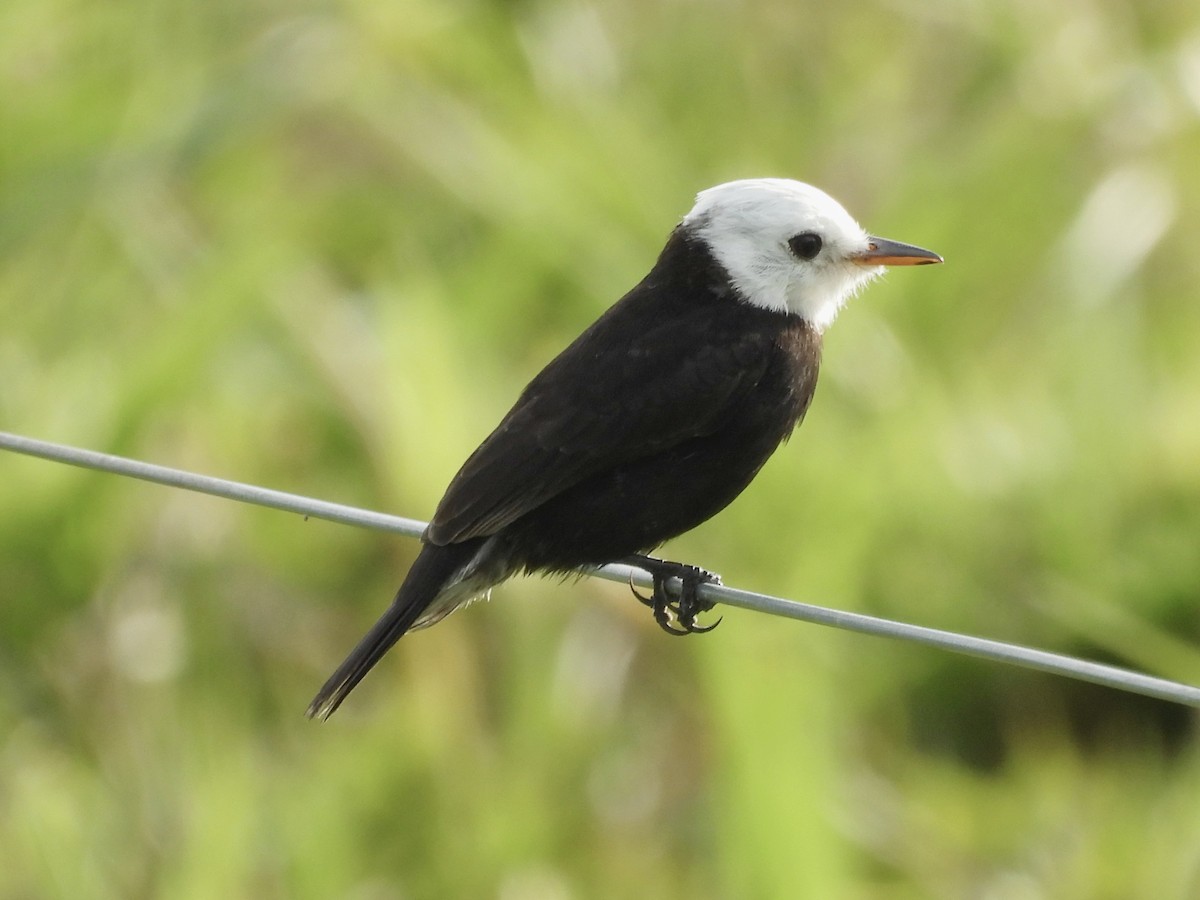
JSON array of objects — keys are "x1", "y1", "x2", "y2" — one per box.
[{"x1": 683, "y1": 178, "x2": 941, "y2": 331}]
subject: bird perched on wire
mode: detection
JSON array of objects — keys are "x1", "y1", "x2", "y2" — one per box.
[{"x1": 308, "y1": 177, "x2": 941, "y2": 718}]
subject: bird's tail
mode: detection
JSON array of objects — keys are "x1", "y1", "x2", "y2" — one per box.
[{"x1": 307, "y1": 540, "x2": 489, "y2": 720}]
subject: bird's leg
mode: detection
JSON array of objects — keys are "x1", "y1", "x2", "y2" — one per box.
[{"x1": 622, "y1": 555, "x2": 722, "y2": 636}]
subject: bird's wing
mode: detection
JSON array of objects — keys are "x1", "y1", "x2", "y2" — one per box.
[{"x1": 426, "y1": 301, "x2": 774, "y2": 545}]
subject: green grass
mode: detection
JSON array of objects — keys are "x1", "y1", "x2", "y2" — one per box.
[{"x1": 3, "y1": 0, "x2": 1200, "y2": 896}]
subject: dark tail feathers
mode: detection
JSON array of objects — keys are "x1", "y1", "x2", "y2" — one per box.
[{"x1": 307, "y1": 540, "x2": 482, "y2": 719}]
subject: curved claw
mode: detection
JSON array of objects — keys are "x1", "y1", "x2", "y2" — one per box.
[
  {"x1": 683, "y1": 615, "x2": 722, "y2": 634},
  {"x1": 621, "y1": 555, "x2": 724, "y2": 637},
  {"x1": 655, "y1": 614, "x2": 691, "y2": 636},
  {"x1": 628, "y1": 573, "x2": 655, "y2": 608}
]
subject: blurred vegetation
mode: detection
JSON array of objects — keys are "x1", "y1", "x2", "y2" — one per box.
[{"x1": 3, "y1": 0, "x2": 1200, "y2": 896}]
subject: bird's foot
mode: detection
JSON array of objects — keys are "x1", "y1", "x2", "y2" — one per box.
[{"x1": 623, "y1": 555, "x2": 722, "y2": 636}]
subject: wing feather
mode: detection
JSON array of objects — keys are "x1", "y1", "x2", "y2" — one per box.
[{"x1": 426, "y1": 295, "x2": 773, "y2": 545}]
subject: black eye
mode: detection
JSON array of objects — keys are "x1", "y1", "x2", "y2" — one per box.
[{"x1": 787, "y1": 232, "x2": 823, "y2": 261}]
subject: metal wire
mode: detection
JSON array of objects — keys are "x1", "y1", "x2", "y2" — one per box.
[{"x1": 4, "y1": 428, "x2": 1199, "y2": 708}]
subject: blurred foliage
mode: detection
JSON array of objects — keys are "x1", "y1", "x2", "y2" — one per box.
[{"x1": 3, "y1": 0, "x2": 1200, "y2": 896}]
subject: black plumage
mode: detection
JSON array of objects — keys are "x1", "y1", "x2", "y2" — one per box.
[
  {"x1": 431, "y1": 229, "x2": 821, "y2": 565},
  {"x1": 309, "y1": 229, "x2": 819, "y2": 718}
]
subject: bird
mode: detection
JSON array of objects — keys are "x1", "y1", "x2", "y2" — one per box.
[{"x1": 308, "y1": 178, "x2": 941, "y2": 719}]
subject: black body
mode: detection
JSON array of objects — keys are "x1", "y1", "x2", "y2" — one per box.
[{"x1": 309, "y1": 227, "x2": 822, "y2": 717}]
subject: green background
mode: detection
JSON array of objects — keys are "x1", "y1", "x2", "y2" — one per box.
[{"x1": 3, "y1": 0, "x2": 1200, "y2": 896}]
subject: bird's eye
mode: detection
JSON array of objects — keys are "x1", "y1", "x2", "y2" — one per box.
[{"x1": 787, "y1": 232, "x2": 823, "y2": 261}]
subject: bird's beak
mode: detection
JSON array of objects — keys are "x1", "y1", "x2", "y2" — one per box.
[{"x1": 851, "y1": 236, "x2": 943, "y2": 267}]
